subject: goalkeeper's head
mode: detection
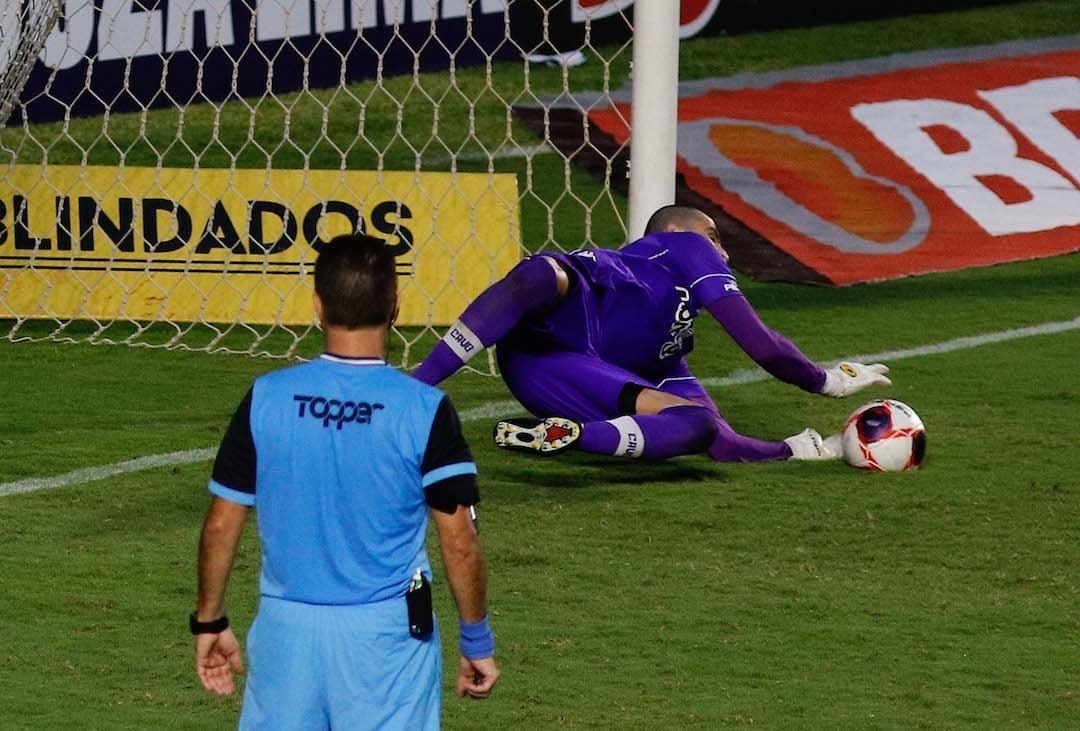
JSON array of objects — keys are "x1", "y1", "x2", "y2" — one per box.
[
  {"x1": 314, "y1": 234, "x2": 399, "y2": 331},
  {"x1": 645, "y1": 205, "x2": 728, "y2": 262}
]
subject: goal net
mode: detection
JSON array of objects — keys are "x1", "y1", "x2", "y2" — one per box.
[
  {"x1": 0, "y1": 0, "x2": 642, "y2": 367},
  {"x1": 0, "y1": 0, "x2": 61, "y2": 126}
]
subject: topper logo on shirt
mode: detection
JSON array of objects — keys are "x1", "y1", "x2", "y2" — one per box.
[
  {"x1": 659, "y1": 286, "x2": 694, "y2": 358},
  {"x1": 293, "y1": 395, "x2": 385, "y2": 429}
]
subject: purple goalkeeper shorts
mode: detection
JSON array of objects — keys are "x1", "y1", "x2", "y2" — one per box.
[{"x1": 496, "y1": 346, "x2": 711, "y2": 423}]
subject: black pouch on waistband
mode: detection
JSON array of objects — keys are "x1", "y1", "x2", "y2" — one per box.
[{"x1": 406, "y1": 574, "x2": 434, "y2": 638}]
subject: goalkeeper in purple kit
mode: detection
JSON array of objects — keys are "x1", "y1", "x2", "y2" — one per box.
[{"x1": 413, "y1": 206, "x2": 891, "y2": 462}]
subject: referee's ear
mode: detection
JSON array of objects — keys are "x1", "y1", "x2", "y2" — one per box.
[
  {"x1": 388, "y1": 296, "x2": 400, "y2": 328},
  {"x1": 313, "y1": 292, "x2": 326, "y2": 326}
]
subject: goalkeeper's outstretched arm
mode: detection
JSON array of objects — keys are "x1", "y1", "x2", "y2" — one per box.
[
  {"x1": 706, "y1": 296, "x2": 891, "y2": 397},
  {"x1": 412, "y1": 256, "x2": 568, "y2": 385},
  {"x1": 706, "y1": 295, "x2": 827, "y2": 392}
]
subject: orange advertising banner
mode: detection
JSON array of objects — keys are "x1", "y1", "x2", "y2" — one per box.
[{"x1": 521, "y1": 38, "x2": 1080, "y2": 284}]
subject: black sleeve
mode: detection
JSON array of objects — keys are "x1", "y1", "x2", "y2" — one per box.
[
  {"x1": 421, "y1": 396, "x2": 479, "y2": 513},
  {"x1": 211, "y1": 388, "x2": 256, "y2": 496}
]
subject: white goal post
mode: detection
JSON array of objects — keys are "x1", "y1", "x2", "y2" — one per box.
[
  {"x1": 627, "y1": 0, "x2": 679, "y2": 240},
  {"x1": 0, "y1": 0, "x2": 682, "y2": 365}
]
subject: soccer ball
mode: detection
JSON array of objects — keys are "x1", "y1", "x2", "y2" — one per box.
[{"x1": 841, "y1": 399, "x2": 927, "y2": 472}]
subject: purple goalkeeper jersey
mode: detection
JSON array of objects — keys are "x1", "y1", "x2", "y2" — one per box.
[{"x1": 502, "y1": 231, "x2": 743, "y2": 378}]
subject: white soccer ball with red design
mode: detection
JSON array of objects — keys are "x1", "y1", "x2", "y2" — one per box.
[{"x1": 841, "y1": 399, "x2": 926, "y2": 472}]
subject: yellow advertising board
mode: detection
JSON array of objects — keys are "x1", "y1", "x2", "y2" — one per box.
[{"x1": 0, "y1": 165, "x2": 521, "y2": 326}]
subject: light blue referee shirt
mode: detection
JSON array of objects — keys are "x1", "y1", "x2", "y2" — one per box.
[{"x1": 208, "y1": 354, "x2": 479, "y2": 606}]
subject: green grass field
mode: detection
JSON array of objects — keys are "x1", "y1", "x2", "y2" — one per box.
[{"x1": 2, "y1": 1, "x2": 1080, "y2": 728}]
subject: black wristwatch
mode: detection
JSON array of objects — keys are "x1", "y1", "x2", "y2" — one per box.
[{"x1": 189, "y1": 612, "x2": 229, "y2": 635}]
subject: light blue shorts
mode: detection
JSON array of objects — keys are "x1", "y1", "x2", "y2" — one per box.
[{"x1": 238, "y1": 595, "x2": 441, "y2": 730}]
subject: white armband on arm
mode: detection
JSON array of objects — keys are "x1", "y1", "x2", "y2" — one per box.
[{"x1": 442, "y1": 320, "x2": 484, "y2": 363}]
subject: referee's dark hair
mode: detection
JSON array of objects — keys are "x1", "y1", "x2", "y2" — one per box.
[{"x1": 314, "y1": 234, "x2": 398, "y2": 329}]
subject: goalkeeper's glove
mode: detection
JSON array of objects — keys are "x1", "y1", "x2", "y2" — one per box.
[
  {"x1": 819, "y1": 362, "x2": 891, "y2": 398},
  {"x1": 784, "y1": 429, "x2": 842, "y2": 461}
]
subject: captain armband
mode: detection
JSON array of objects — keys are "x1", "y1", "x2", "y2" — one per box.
[{"x1": 442, "y1": 320, "x2": 484, "y2": 363}]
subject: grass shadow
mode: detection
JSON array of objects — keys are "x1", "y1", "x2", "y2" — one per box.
[{"x1": 494, "y1": 454, "x2": 726, "y2": 489}]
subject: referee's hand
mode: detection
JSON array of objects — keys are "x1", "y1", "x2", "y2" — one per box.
[
  {"x1": 195, "y1": 629, "x2": 245, "y2": 696},
  {"x1": 457, "y1": 655, "x2": 499, "y2": 699}
]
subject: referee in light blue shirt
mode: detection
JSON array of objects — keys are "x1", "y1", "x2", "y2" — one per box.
[{"x1": 190, "y1": 234, "x2": 499, "y2": 729}]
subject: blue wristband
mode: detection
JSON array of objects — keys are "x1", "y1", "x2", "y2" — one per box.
[{"x1": 459, "y1": 615, "x2": 495, "y2": 660}]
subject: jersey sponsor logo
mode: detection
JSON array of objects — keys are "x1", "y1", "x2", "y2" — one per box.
[
  {"x1": 659, "y1": 286, "x2": 694, "y2": 359},
  {"x1": 293, "y1": 395, "x2": 385, "y2": 429},
  {"x1": 0, "y1": 164, "x2": 520, "y2": 325},
  {"x1": 526, "y1": 38, "x2": 1080, "y2": 284}
]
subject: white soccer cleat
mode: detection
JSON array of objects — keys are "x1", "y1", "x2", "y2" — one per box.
[
  {"x1": 493, "y1": 417, "x2": 581, "y2": 456},
  {"x1": 784, "y1": 428, "x2": 842, "y2": 461}
]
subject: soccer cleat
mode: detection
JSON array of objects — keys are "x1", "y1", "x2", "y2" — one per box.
[
  {"x1": 784, "y1": 428, "x2": 842, "y2": 461},
  {"x1": 493, "y1": 417, "x2": 581, "y2": 456}
]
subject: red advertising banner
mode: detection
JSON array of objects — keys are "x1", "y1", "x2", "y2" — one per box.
[
  {"x1": 571, "y1": 0, "x2": 722, "y2": 37},
  {"x1": 521, "y1": 39, "x2": 1080, "y2": 284}
]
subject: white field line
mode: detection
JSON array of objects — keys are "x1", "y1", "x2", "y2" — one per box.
[
  {"x1": 2, "y1": 315, "x2": 1077, "y2": 498},
  {"x1": 0, "y1": 448, "x2": 215, "y2": 498},
  {"x1": 456, "y1": 314, "x2": 1080, "y2": 421},
  {"x1": 429, "y1": 143, "x2": 556, "y2": 165}
]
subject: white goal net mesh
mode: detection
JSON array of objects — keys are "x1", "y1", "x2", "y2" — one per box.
[
  {"x1": 0, "y1": 0, "x2": 635, "y2": 366},
  {"x1": 0, "y1": 0, "x2": 61, "y2": 126}
]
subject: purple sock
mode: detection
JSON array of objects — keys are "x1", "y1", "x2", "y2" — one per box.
[
  {"x1": 683, "y1": 391, "x2": 793, "y2": 463},
  {"x1": 578, "y1": 405, "x2": 717, "y2": 460},
  {"x1": 707, "y1": 420, "x2": 792, "y2": 462},
  {"x1": 412, "y1": 341, "x2": 462, "y2": 386},
  {"x1": 413, "y1": 256, "x2": 560, "y2": 386}
]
